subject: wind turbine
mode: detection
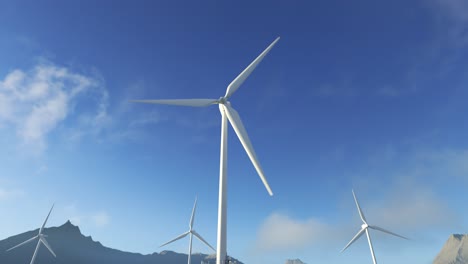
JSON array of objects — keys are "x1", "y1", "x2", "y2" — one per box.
[
  {"x1": 341, "y1": 190, "x2": 408, "y2": 264},
  {"x1": 132, "y1": 37, "x2": 280, "y2": 264},
  {"x1": 7, "y1": 204, "x2": 57, "y2": 264},
  {"x1": 160, "y1": 197, "x2": 215, "y2": 264}
]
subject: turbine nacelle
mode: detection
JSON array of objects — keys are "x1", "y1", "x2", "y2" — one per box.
[{"x1": 218, "y1": 97, "x2": 228, "y2": 105}]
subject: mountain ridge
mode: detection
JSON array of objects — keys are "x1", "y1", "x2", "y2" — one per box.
[
  {"x1": 434, "y1": 234, "x2": 468, "y2": 264},
  {"x1": 0, "y1": 220, "x2": 243, "y2": 264}
]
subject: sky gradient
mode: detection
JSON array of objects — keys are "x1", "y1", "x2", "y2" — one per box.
[{"x1": 1, "y1": 1, "x2": 468, "y2": 263}]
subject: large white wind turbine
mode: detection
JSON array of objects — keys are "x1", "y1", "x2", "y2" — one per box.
[
  {"x1": 160, "y1": 197, "x2": 215, "y2": 264},
  {"x1": 341, "y1": 190, "x2": 408, "y2": 264},
  {"x1": 7, "y1": 204, "x2": 57, "y2": 264},
  {"x1": 132, "y1": 37, "x2": 280, "y2": 264}
]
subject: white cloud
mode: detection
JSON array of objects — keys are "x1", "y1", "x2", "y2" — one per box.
[
  {"x1": 63, "y1": 204, "x2": 110, "y2": 228},
  {"x1": 0, "y1": 62, "x2": 108, "y2": 153},
  {"x1": 432, "y1": 0, "x2": 468, "y2": 23},
  {"x1": 349, "y1": 147, "x2": 467, "y2": 234},
  {"x1": 129, "y1": 110, "x2": 166, "y2": 127},
  {"x1": 368, "y1": 183, "x2": 457, "y2": 232},
  {"x1": 377, "y1": 85, "x2": 401, "y2": 97},
  {"x1": 91, "y1": 211, "x2": 110, "y2": 227},
  {"x1": 255, "y1": 213, "x2": 336, "y2": 252},
  {"x1": 0, "y1": 188, "x2": 25, "y2": 201},
  {"x1": 428, "y1": 0, "x2": 468, "y2": 49},
  {"x1": 312, "y1": 83, "x2": 355, "y2": 97}
]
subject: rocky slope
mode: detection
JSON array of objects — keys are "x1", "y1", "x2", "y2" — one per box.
[{"x1": 434, "y1": 234, "x2": 468, "y2": 264}]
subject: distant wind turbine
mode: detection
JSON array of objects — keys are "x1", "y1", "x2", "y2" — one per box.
[
  {"x1": 160, "y1": 197, "x2": 215, "y2": 264},
  {"x1": 341, "y1": 190, "x2": 408, "y2": 264},
  {"x1": 7, "y1": 204, "x2": 57, "y2": 264},
  {"x1": 132, "y1": 37, "x2": 280, "y2": 264}
]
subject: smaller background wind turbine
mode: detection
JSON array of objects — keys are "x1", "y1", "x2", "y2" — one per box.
[
  {"x1": 160, "y1": 197, "x2": 215, "y2": 264},
  {"x1": 341, "y1": 190, "x2": 408, "y2": 264},
  {"x1": 7, "y1": 204, "x2": 57, "y2": 264}
]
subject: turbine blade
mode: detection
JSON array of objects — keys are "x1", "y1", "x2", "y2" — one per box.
[
  {"x1": 222, "y1": 104, "x2": 273, "y2": 196},
  {"x1": 160, "y1": 231, "x2": 189, "y2": 248},
  {"x1": 189, "y1": 196, "x2": 197, "y2": 229},
  {"x1": 224, "y1": 37, "x2": 280, "y2": 99},
  {"x1": 40, "y1": 204, "x2": 54, "y2": 235},
  {"x1": 352, "y1": 190, "x2": 367, "y2": 223},
  {"x1": 192, "y1": 230, "x2": 216, "y2": 252},
  {"x1": 6, "y1": 236, "x2": 38, "y2": 251},
  {"x1": 130, "y1": 99, "x2": 218, "y2": 107},
  {"x1": 30, "y1": 240, "x2": 41, "y2": 264},
  {"x1": 341, "y1": 228, "x2": 366, "y2": 253},
  {"x1": 370, "y1": 225, "x2": 409, "y2": 240},
  {"x1": 40, "y1": 237, "x2": 56, "y2": 257}
]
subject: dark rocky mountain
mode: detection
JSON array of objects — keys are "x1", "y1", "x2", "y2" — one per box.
[
  {"x1": 434, "y1": 234, "x2": 468, "y2": 264},
  {"x1": 0, "y1": 221, "x2": 243, "y2": 264}
]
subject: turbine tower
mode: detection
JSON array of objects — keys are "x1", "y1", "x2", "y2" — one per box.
[
  {"x1": 132, "y1": 37, "x2": 280, "y2": 264},
  {"x1": 341, "y1": 190, "x2": 408, "y2": 264},
  {"x1": 160, "y1": 197, "x2": 215, "y2": 264},
  {"x1": 7, "y1": 204, "x2": 57, "y2": 264}
]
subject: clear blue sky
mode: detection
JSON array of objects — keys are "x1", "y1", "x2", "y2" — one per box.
[{"x1": 1, "y1": 0, "x2": 468, "y2": 263}]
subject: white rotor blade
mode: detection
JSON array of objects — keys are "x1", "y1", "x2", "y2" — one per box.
[
  {"x1": 40, "y1": 237, "x2": 56, "y2": 257},
  {"x1": 160, "y1": 231, "x2": 189, "y2": 248},
  {"x1": 352, "y1": 190, "x2": 367, "y2": 224},
  {"x1": 6, "y1": 236, "x2": 38, "y2": 251},
  {"x1": 370, "y1": 225, "x2": 409, "y2": 240},
  {"x1": 30, "y1": 240, "x2": 41, "y2": 264},
  {"x1": 222, "y1": 104, "x2": 273, "y2": 196},
  {"x1": 224, "y1": 37, "x2": 280, "y2": 99},
  {"x1": 192, "y1": 230, "x2": 216, "y2": 252},
  {"x1": 341, "y1": 228, "x2": 366, "y2": 253},
  {"x1": 130, "y1": 99, "x2": 218, "y2": 107},
  {"x1": 40, "y1": 204, "x2": 54, "y2": 235},
  {"x1": 189, "y1": 196, "x2": 197, "y2": 229}
]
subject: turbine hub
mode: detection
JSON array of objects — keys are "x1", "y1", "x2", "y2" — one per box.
[
  {"x1": 361, "y1": 223, "x2": 368, "y2": 229},
  {"x1": 218, "y1": 97, "x2": 227, "y2": 104}
]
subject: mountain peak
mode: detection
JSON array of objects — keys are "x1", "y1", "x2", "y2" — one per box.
[
  {"x1": 451, "y1": 234, "x2": 466, "y2": 241},
  {"x1": 62, "y1": 220, "x2": 76, "y2": 227},
  {"x1": 58, "y1": 220, "x2": 82, "y2": 234},
  {"x1": 434, "y1": 234, "x2": 468, "y2": 264},
  {"x1": 0, "y1": 223, "x2": 244, "y2": 264}
]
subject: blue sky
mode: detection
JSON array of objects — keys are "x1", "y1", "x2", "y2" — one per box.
[{"x1": 1, "y1": 0, "x2": 468, "y2": 263}]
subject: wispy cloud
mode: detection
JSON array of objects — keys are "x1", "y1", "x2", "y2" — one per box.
[
  {"x1": 254, "y1": 212, "x2": 338, "y2": 253},
  {"x1": 0, "y1": 188, "x2": 25, "y2": 201},
  {"x1": 255, "y1": 146, "x2": 466, "y2": 254},
  {"x1": 349, "y1": 146, "x2": 467, "y2": 234},
  {"x1": 0, "y1": 61, "x2": 109, "y2": 154},
  {"x1": 376, "y1": 85, "x2": 402, "y2": 97},
  {"x1": 91, "y1": 211, "x2": 110, "y2": 227},
  {"x1": 63, "y1": 204, "x2": 110, "y2": 228},
  {"x1": 367, "y1": 181, "x2": 458, "y2": 232},
  {"x1": 129, "y1": 110, "x2": 167, "y2": 128},
  {"x1": 312, "y1": 83, "x2": 356, "y2": 97},
  {"x1": 431, "y1": 0, "x2": 468, "y2": 45}
]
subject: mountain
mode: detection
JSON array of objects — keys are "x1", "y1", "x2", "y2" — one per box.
[
  {"x1": 285, "y1": 259, "x2": 306, "y2": 264},
  {"x1": 434, "y1": 234, "x2": 468, "y2": 264},
  {"x1": 0, "y1": 221, "x2": 243, "y2": 264}
]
